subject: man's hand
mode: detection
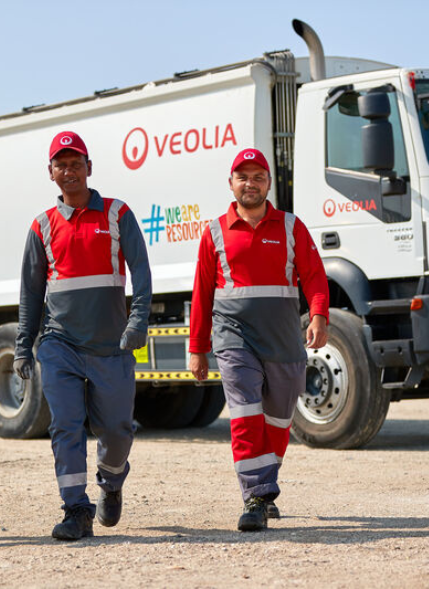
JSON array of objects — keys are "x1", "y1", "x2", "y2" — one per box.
[
  {"x1": 306, "y1": 315, "x2": 328, "y2": 349},
  {"x1": 13, "y1": 357, "x2": 34, "y2": 380},
  {"x1": 120, "y1": 327, "x2": 147, "y2": 350},
  {"x1": 189, "y1": 353, "x2": 209, "y2": 381}
]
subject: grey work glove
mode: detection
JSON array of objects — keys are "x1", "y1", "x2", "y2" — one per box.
[
  {"x1": 13, "y1": 356, "x2": 34, "y2": 380},
  {"x1": 120, "y1": 327, "x2": 147, "y2": 350}
]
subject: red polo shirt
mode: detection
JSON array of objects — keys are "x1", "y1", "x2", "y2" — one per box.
[{"x1": 190, "y1": 201, "x2": 329, "y2": 362}]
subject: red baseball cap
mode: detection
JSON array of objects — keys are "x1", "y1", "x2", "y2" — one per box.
[
  {"x1": 49, "y1": 131, "x2": 88, "y2": 160},
  {"x1": 230, "y1": 148, "x2": 270, "y2": 175}
]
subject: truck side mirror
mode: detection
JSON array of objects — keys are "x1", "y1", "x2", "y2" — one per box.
[
  {"x1": 358, "y1": 92, "x2": 394, "y2": 171},
  {"x1": 358, "y1": 91, "x2": 406, "y2": 196}
]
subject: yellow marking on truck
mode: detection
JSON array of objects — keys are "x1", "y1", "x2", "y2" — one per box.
[
  {"x1": 135, "y1": 371, "x2": 221, "y2": 381},
  {"x1": 147, "y1": 327, "x2": 190, "y2": 336},
  {"x1": 133, "y1": 346, "x2": 149, "y2": 363}
]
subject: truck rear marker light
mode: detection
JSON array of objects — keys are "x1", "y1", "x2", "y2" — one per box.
[
  {"x1": 410, "y1": 298, "x2": 423, "y2": 311},
  {"x1": 408, "y1": 72, "x2": 416, "y2": 90}
]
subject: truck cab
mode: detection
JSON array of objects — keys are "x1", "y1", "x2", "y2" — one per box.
[{"x1": 290, "y1": 67, "x2": 429, "y2": 448}]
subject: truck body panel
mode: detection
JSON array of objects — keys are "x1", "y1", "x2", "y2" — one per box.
[{"x1": 0, "y1": 64, "x2": 276, "y2": 305}]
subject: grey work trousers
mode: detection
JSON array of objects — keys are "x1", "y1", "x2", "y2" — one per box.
[{"x1": 38, "y1": 337, "x2": 136, "y2": 514}]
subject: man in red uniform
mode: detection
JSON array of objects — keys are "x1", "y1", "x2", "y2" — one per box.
[
  {"x1": 14, "y1": 131, "x2": 151, "y2": 540},
  {"x1": 189, "y1": 148, "x2": 329, "y2": 531}
]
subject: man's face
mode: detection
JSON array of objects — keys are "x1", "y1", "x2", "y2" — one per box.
[
  {"x1": 49, "y1": 149, "x2": 92, "y2": 194},
  {"x1": 229, "y1": 162, "x2": 271, "y2": 209}
]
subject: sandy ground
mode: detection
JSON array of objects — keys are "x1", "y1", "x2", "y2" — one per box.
[{"x1": 0, "y1": 398, "x2": 428, "y2": 589}]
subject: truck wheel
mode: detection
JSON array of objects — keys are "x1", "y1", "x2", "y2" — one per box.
[
  {"x1": 190, "y1": 384, "x2": 225, "y2": 427},
  {"x1": 134, "y1": 384, "x2": 204, "y2": 429},
  {"x1": 291, "y1": 309, "x2": 390, "y2": 449},
  {"x1": 0, "y1": 323, "x2": 50, "y2": 439}
]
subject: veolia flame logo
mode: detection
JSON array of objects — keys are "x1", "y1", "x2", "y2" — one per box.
[
  {"x1": 122, "y1": 127, "x2": 149, "y2": 170},
  {"x1": 60, "y1": 136, "x2": 73, "y2": 146},
  {"x1": 323, "y1": 199, "x2": 336, "y2": 217}
]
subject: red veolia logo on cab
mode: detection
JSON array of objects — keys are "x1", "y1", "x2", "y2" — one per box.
[
  {"x1": 323, "y1": 199, "x2": 336, "y2": 217},
  {"x1": 122, "y1": 128, "x2": 149, "y2": 170}
]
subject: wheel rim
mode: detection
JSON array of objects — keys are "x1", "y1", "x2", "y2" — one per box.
[
  {"x1": 297, "y1": 343, "x2": 349, "y2": 424},
  {"x1": 0, "y1": 347, "x2": 27, "y2": 418}
]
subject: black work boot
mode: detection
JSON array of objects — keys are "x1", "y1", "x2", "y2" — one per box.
[
  {"x1": 237, "y1": 496, "x2": 267, "y2": 531},
  {"x1": 96, "y1": 489, "x2": 122, "y2": 527},
  {"x1": 266, "y1": 501, "x2": 280, "y2": 519},
  {"x1": 52, "y1": 507, "x2": 94, "y2": 541}
]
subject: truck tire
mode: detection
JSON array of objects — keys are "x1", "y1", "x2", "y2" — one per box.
[
  {"x1": 134, "y1": 384, "x2": 204, "y2": 429},
  {"x1": 291, "y1": 309, "x2": 391, "y2": 449},
  {"x1": 190, "y1": 384, "x2": 225, "y2": 427},
  {"x1": 0, "y1": 323, "x2": 51, "y2": 439}
]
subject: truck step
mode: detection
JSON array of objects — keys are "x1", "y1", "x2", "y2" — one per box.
[
  {"x1": 370, "y1": 338, "x2": 414, "y2": 367},
  {"x1": 367, "y1": 298, "x2": 412, "y2": 315},
  {"x1": 381, "y1": 365, "x2": 425, "y2": 389}
]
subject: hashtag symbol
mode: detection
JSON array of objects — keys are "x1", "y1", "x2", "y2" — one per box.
[{"x1": 142, "y1": 205, "x2": 165, "y2": 246}]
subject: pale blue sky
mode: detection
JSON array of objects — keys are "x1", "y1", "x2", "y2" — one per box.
[{"x1": 1, "y1": 0, "x2": 428, "y2": 116}]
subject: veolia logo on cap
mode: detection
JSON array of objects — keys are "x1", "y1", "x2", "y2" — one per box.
[
  {"x1": 60, "y1": 136, "x2": 73, "y2": 146},
  {"x1": 244, "y1": 151, "x2": 255, "y2": 159}
]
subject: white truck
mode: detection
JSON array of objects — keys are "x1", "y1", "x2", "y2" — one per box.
[{"x1": 1, "y1": 20, "x2": 428, "y2": 447}]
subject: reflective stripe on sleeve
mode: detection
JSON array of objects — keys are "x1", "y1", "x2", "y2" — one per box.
[
  {"x1": 285, "y1": 212, "x2": 296, "y2": 286},
  {"x1": 264, "y1": 413, "x2": 293, "y2": 429},
  {"x1": 108, "y1": 199, "x2": 124, "y2": 280},
  {"x1": 229, "y1": 402, "x2": 263, "y2": 419},
  {"x1": 37, "y1": 212, "x2": 58, "y2": 280},
  {"x1": 210, "y1": 218, "x2": 234, "y2": 293},
  {"x1": 234, "y1": 452, "x2": 278, "y2": 473},
  {"x1": 97, "y1": 459, "x2": 127, "y2": 475},
  {"x1": 47, "y1": 273, "x2": 126, "y2": 293},
  {"x1": 57, "y1": 472, "x2": 87, "y2": 489}
]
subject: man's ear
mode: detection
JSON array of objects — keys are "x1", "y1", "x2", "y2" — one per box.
[
  {"x1": 228, "y1": 176, "x2": 233, "y2": 190},
  {"x1": 87, "y1": 160, "x2": 92, "y2": 177},
  {"x1": 48, "y1": 164, "x2": 54, "y2": 181}
]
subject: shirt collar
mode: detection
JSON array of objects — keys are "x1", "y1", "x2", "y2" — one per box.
[
  {"x1": 226, "y1": 200, "x2": 282, "y2": 229},
  {"x1": 56, "y1": 189, "x2": 103, "y2": 221}
]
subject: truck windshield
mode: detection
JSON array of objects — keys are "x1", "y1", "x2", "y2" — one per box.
[{"x1": 415, "y1": 80, "x2": 429, "y2": 162}]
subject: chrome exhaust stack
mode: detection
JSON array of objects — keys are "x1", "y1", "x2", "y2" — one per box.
[{"x1": 292, "y1": 19, "x2": 326, "y2": 81}]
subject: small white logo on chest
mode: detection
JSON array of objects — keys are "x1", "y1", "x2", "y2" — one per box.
[
  {"x1": 262, "y1": 238, "x2": 280, "y2": 244},
  {"x1": 95, "y1": 228, "x2": 110, "y2": 235}
]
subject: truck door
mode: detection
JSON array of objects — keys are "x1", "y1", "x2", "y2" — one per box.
[{"x1": 314, "y1": 78, "x2": 423, "y2": 280}]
